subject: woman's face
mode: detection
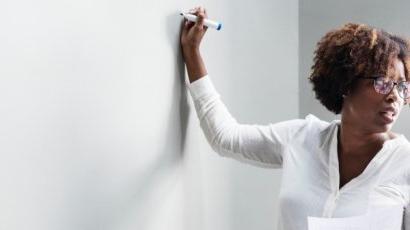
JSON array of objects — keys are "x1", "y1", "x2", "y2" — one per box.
[{"x1": 342, "y1": 58, "x2": 407, "y2": 133}]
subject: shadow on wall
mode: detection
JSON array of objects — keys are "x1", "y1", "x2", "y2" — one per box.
[{"x1": 106, "y1": 12, "x2": 191, "y2": 230}]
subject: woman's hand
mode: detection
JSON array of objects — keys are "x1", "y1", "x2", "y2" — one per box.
[
  {"x1": 180, "y1": 6, "x2": 208, "y2": 53},
  {"x1": 180, "y1": 6, "x2": 209, "y2": 83}
]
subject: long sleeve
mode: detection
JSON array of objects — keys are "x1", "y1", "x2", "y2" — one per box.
[{"x1": 186, "y1": 75, "x2": 308, "y2": 169}]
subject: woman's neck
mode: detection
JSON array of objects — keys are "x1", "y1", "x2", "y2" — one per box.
[{"x1": 337, "y1": 122, "x2": 391, "y2": 156}]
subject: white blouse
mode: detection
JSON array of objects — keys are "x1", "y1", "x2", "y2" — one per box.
[{"x1": 186, "y1": 75, "x2": 410, "y2": 230}]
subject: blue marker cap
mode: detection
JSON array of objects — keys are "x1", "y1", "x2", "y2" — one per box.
[{"x1": 217, "y1": 23, "x2": 222, "y2": 31}]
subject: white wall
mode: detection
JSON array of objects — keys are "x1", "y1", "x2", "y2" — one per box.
[
  {"x1": 0, "y1": 0, "x2": 298, "y2": 230},
  {"x1": 299, "y1": 0, "x2": 410, "y2": 136},
  {"x1": 203, "y1": 1, "x2": 298, "y2": 230}
]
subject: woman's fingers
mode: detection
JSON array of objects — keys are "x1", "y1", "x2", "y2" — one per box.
[
  {"x1": 193, "y1": 6, "x2": 207, "y2": 30},
  {"x1": 180, "y1": 6, "x2": 208, "y2": 48},
  {"x1": 188, "y1": 7, "x2": 198, "y2": 14},
  {"x1": 196, "y1": 13, "x2": 205, "y2": 29},
  {"x1": 200, "y1": 7, "x2": 208, "y2": 32},
  {"x1": 189, "y1": 6, "x2": 206, "y2": 17}
]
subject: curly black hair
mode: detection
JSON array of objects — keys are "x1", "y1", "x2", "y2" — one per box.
[{"x1": 309, "y1": 23, "x2": 410, "y2": 114}]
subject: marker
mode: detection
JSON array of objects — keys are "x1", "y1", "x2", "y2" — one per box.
[{"x1": 180, "y1": 12, "x2": 222, "y2": 31}]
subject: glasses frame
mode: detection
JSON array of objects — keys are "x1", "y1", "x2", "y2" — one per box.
[{"x1": 358, "y1": 76, "x2": 410, "y2": 100}]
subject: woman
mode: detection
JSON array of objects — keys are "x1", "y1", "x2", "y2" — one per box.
[{"x1": 180, "y1": 6, "x2": 410, "y2": 230}]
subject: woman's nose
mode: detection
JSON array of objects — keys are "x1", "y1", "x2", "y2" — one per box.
[{"x1": 386, "y1": 84, "x2": 400, "y2": 102}]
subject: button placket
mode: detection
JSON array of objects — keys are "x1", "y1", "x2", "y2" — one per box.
[
  {"x1": 322, "y1": 191, "x2": 340, "y2": 217},
  {"x1": 334, "y1": 190, "x2": 340, "y2": 200},
  {"x1": 329, "y1": 192, "x2": 339, "y2": 216}
]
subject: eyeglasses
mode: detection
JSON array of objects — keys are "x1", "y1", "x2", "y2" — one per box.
[{"x1": 358, "y1": 76, "x2": 410, "y2": 99}]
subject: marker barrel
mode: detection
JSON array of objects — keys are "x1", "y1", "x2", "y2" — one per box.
[{"x1": 180, "y1": 13, "x2": 222, "y2": 31}]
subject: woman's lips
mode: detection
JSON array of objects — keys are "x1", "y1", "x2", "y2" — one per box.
[{"x1": 379, "y1": 111, "x2": 395, "y2": 123}]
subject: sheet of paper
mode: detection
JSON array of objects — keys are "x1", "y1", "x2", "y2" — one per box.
[{"x1": 308, "y1": 205, "x2": 403, "y2": 230}]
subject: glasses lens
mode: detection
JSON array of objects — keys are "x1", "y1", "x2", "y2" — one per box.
[
  {"x1": 374, "y1": 77, "x2": 393, "y2": 94},
  {"x1": 398, "y1": 81, "x2": 410, "y2": 99}
]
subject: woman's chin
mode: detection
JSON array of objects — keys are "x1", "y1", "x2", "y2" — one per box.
[{"x1": 374, "y1": 122, "x2": 394, "y2": 133}]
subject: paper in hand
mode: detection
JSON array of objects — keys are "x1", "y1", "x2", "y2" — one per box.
[{"x1": 308, "y1": 205, "x2": 404, "y2": 230}]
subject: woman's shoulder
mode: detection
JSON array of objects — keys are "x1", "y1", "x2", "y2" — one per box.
[
  {"x1": 393, "y1": 134, "x2": 410, "y2": 149},
  {"x1": 301, "y1": 113, "x2": 334, "y2": 131},
  {"x1": 383, "y1": 134, "x2": 410, "y2": 161},
  {"x1": 304, "y1": 113, "x2": 330, "y2": 124},
  {"x1": 386, "y1": 132, "x2": 410, "y2": 145},
  {"x1": 272, "y1": 114, "x2": 334, "y2": 140},
  {"x1": 299, "y1": 114, "x2": 340, "y2": 145},
  {"x1": 277, "y1": 113, "x2": 330, "y2": 125}
]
